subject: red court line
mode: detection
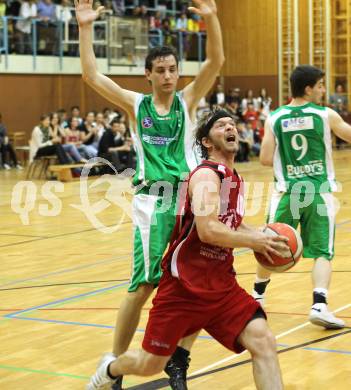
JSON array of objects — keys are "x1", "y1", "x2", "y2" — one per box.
[{"x1": 1, "y1": 308, "x2": 350, "y2": 318}]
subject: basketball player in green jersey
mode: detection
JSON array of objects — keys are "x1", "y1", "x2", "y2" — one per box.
[
  {"x1": 252, "y1": 65, "x2": 351, "y2": 329},
  {"x1": 76, "y1": 0, "x2": 224, "y2": 388}
]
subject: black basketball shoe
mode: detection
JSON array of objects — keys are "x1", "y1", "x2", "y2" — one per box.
[{"x1": 164, "y1": 348, "x2": 191, "y2": 390}]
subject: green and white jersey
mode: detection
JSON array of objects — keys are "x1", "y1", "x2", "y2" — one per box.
[
  {"x1": 131, "y1": 92, "x2": 199, "y2": 189},
  {"x1": 269, "y1": 103, "x2": 336, "y2": 193}
]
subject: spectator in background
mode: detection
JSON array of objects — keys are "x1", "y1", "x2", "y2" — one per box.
[
  {"x1": 329, "y1": 84, "x2": 348, "y2": 149},
  {"x1": 111, "y1": 0, "x2": 125, "y2": 16},
  {"x1": 198, "y1": 15, "x2": 206, "y2": 31},
  {"x1": 241, "y1": 89, "x2": 259, "y2": 111},
  {"x1": 152, "y1": 10, "x2": 162, "y2": 28},
  {"x1": 132, "y1": 6, "x2": 141, "y2": 17},
  {"x1": 176, "y1": 11, "x2": 189, "y2": 59},
  {"x1": 334, "y1": 100, "x2": 349, "y2": 149},
  {"x1": 256, "y1": 119, "x2": 265, "y2": 143},
  {"x1": 0, "y1": 113, "x2": 22, "y2": 170},
  {"x1": 225, "y1": 100, "x2": 242, "y2": 123},
  {"x1": 29, "y1": 114, "x2": 70, "y2": 164},
  {"x1": 247, "y1": 122, "x2": 260, "y2": 156},
  {"x1": 139, "y1": 4, "x2": 148, "y2": 20},
  {"x1": 55, "y1": 0, "x2": 72, "y2": 23},
  {"x1": 95, "y1": 111, "x2": 107, "y2": 135},
  {"x1": 0, "y1": 0, "x2": 6, "y2": 47},
  {"x1": 236, "y1": 121, "x2": 252, "y2": 163},
  {"x1": 196, "y1": 96, "x2": 210, "y2": 119},
  {"x1": 187, "y1": 12, "x2": 200, "y2": 33},
  {"x1": 98, "y1": 118, "x2": 134, "y2": 172},
  {"x1": 102, "y1": 107, "x2": 117, "y2": 128},
  {"x1": 50, "y1": 112, "x2": 87, "y2": 162},
  {"x1": 54, "y1": 0, "x2": 72, "y2": 54},
  {"x1": 243, "y1": 102, "x2": 259, "y2": 129},
  {"x1": 37, "y1": 0, "x2": 56, "y2": 22},
  {"x1": 257, "y1": 87, "x2": 272, "y2": 120},
  {"x1": 37, "y1": 0, "x2": 56, "y2": 54},
  {"x1": 69, "y1": 105, "x2": 83, "y2": 126},
  {"x1": 57, "y1": 108, "x2": 68, "y2": 127},
  {"x1": 161, "y1": 17, "x2": 173, "y2": 47},
  {"x1": 329, "y1": 84, "x2": 348, "y2": 110},
  {"x1": 149, "y1": 10, "x2": 163, "y2": 47},
  {"x1": 15, "y1": 0, "x2": 37, "y2": 54},
  {"x1": 226, "y1": 87, "x2": 241, "y2": 106},
  {"x1": 64, "y1": 116, "x2": 94, "y2": 158},
  {"x1": 209, "y1": 83, "x2": 225, "y2": 108},
  {"x1": 79, "y1": 111, "x2": 100, "y2": 158}
]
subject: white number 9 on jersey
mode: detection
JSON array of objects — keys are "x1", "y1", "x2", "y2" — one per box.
[{"x1": 291, "y1": 134, "x2": 308, "y2": 161}]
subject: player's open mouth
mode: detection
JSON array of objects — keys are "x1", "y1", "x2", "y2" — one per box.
[{"x1": 226, "y1": 135, "x2": 237, "y2": 143}]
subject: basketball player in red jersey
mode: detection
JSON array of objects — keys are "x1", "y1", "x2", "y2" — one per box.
[{"x1": 88, "y1": 109, "x2": 286, "y2": 389}]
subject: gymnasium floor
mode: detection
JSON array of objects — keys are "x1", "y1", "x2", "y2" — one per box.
[{"x1": 0, "y1": 151, "x2": 350, "y2": 389}]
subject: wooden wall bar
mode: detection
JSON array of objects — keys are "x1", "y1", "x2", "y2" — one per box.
[
  {"x1": 299, "y1": 0, "x2": 310, "y2": 65},
  {"x1": 217, "y1": 0, "x2": 279, "y2": 106},
  {"x1": 217, "y1": 0, "x2": 278, "y2": 76}
]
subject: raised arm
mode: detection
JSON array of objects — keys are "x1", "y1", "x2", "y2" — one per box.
[
  {"x1": 328, "y1": 107, "x2": 351, "y2": 143},
  {"x1": 189, "y1": 168, "x2": 287, "y2": 261},
  {"x1": 182, "y1": 0, "x2": 225, "y2": 117},
  {"x1": 75, "y1": 0, "x2": 138, "y2": 119},
  {"x1": 259, "y1": 118, "x2": 276, "y2": 166}
]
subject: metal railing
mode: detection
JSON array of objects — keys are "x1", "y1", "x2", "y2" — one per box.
[{"x1": 0, "y1": 15, "x2": 206, "y2": 71}]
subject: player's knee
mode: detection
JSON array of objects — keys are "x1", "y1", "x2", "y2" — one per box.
[
  {"x1": 248, "y1": 329, "x2": 277, "y2": 358},
  {"x1": 128, "y1": 284, "x2": 153, "y2": 304}
]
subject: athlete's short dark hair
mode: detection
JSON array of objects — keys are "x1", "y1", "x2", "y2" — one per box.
[
  {"x1": 195, "y1": 108, "x2": 234, "y2": 159},
  {"x1": 290, "y1": 65, "x2": 325, "y2": 98},
  {"x1": 145, "y1": 46, "x2": 179, "y2": 71}
]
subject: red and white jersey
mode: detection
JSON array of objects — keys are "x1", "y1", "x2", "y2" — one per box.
[{"x1": 162, "y1": 160, "x2": 245, "y2": 300}]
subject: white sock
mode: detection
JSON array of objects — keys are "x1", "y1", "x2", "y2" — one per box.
[
  {"x1": 255, "y1": 277, "x2": 270, "y2": 283},
  {"x1": 314, "y1": 288, "x2": 328, "y2": 298}
]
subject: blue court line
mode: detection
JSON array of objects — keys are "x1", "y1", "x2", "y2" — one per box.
[
  {"x1": 0, "y1": 254, "x2": 130, "y2": 288},
  {"x1": 4, "y1": 281, "x2": 129, "y2": 318},
  {"x1": 7, "y1": 314, "x2": 351, "y2": 356},
  {"x1": 6, "y1": 314, "x2": 214, "y2": 339}
]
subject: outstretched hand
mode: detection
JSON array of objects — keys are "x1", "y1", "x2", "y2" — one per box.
[
  {"x1": 188, "y1": 0, "x2": 217, "y2": 17},
  {"x1": 75, "y1": 0, "x2": 105, "y2": 27}
]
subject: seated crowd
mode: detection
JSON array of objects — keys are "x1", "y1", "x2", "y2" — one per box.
[{"x1": 28, "y1": 106, "x2": 136, "y2": 173}]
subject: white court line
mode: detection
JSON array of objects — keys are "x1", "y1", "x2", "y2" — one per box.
[{"x1": 190, "y1": 303, "x2": 351, "y2": 376}]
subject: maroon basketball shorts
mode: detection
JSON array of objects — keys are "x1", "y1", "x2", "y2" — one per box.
[{"x1": 142, "y1": 274, "x2": 262, "y2": 356}]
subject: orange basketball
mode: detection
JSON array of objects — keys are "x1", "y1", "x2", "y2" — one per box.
[{"x1": 254, "y1": 223, "x2": 303, "y2": 272}]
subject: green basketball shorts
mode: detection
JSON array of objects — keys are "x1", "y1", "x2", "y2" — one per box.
[
  {"x1": 128, "y1": 191, "x2": 178, "y2": 292},
  {"x1": 267, "y1": 190, "x2": 336, "y2": 260}
]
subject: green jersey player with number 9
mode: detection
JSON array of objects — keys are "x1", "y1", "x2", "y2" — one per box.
[{"x1": 252, "y1": 65, "x2": 351, "y2": 329}]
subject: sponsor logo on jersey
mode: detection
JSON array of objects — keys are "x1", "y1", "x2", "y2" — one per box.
[
  {"x1": 286, "y1": 161, "x2": 324, "y2": 177},
  {"x1": 142, "y1": 117, "x2": 153, "y2": 128},
  {"x1": 156, "y1": 116, "x2": 171, "y2": 121},
  {"x1": 142, "y1": 134, "x2": 177, "y2": 145},
  {"x1": 281, "y1": 116, "x2": 314, "y2": 132}
]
